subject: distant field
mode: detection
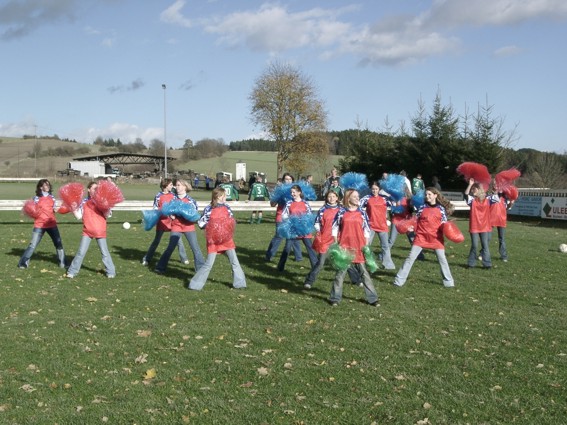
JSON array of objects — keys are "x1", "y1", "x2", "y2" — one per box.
[{"x1": 0, "y1": 137, "x2": 342, "y2": 185}]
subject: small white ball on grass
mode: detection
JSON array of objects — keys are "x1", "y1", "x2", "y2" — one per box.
[
  {"x1": 122, "y1": 222, "x2": 131, "y2": 230},
  {"x1": 560, "y1": 243, "x2": 567, "y2": 253}
]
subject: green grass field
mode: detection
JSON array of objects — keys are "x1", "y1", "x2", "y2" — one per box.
[{"x1": 1, "y1": 211, "x2": 566, "y2": 424}]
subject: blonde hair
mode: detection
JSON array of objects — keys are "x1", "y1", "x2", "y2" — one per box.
[
  {"x1": 176, "y1": 179, "x2": 192, "y2": 193},
  {"x1": 343, "y1": 189, "x2": 359, "y2": 208},
  {"x1": 470, "y1": 182, "x2": 486, "y2": 202}
]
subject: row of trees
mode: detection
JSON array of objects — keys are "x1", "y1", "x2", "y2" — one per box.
[{"x1": 247, "y1": 61, "x2": 566, "y2": 189}]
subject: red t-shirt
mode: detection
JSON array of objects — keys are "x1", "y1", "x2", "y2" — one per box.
[
  {"x1": 490, "y1": 196, "x2": 507, "y2": 228},
  {"x1": 33, "y1": 195, "x2": 57, "y2": 229},
  {"x1": 82, "y1": 199, "x2": 107, "y2": 238},
  {"x1": 335, "y1": 208, "x2": 369, "y2": 263},
  {"x1": 413, "y1": 204, "x2": 447, "y2": 250},
  {"x1": 155, "y1": 192, "x2": 174, "y2": 232},
  {"x1": 360, "y1": 195, "x2": 389, "y2": 232},
  {"x1": 312, "y1": 205, "x2": 339, "y2": 254},
  {"x1": 467, "y1": 196, "x2": 493, "y2": 233}
]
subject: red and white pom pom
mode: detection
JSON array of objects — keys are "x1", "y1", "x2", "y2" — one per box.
[
  {"x1": 443, "y1": 220, "x2": 465, "y2": 243},
  {"x1": 456, "y1": 162, "x2": 491, "y2": 189},
  {"x1": 395, "y1": 216, "x2": 417, "y2": 234},
  {"x1": 92, "y1": 180, "x2": 124, "y2": 212},
  {"x1": 206, "y1": 218, "x2": 235, "y2": 245},
  {"x1": 495, "y1": 168, "x2": 521, "y2": 200},
  {"x1": 58, "y1": 182, "x2": 84, "y2": 211},
  {"x1": 22, "y1": 199, "x2": 40, "y2": 219}
]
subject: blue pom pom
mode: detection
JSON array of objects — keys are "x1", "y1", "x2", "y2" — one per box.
[
  {"x1": 411, "y1": 190, "x2": 425, "y2": 210},
  {"x1": 380, "y1": 174, "x2": 406, "y2": 202},
  {"x1": 142, "y1": 209, "x2": 161, "y2": 231},
  {"x1": 161, "y1": 200, "x2": 200, "y2": 222},
  {"x1": 390, "y1": 204, "x2": 406, "y2": 215},
  {"x1": 277, "y1": 212, "x2": 315, "y2": 238},
  {"x1": 270, "y1": 183, "x2": 293, "y2": 204},
  {"x1": 340, "y1": 172, "x2": 369, "y2": 193},
  {"x1": 297, "y1": 181, "x2": 317, "y2": 201}
]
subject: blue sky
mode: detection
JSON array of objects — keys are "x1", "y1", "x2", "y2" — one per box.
[{"x1": 1, "y1": 0, "x2": 566, "y2": 153}]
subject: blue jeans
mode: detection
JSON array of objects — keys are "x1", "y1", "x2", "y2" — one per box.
[
  {"x1": 143, "y1": 230, "x2": 188, "y2": 263},
  {"x1": 265, "y1": 223, "x2": 302, "y2": 261},
  {"x1": 278, "y1": 238, "x2": 317, "y2": 271},
  {"x1": 67, "y1": 236, "x2": 115, "y2": 277},
  {"x1": 394, "y1": 245, "x2": 454, "y2": 287},
  {"x1": 188, "y1": 249, "x2": 246, "y2": 290},
  {"x1": 468, "y1": 232, "x2": 491, "y2": 268},
  {"x1": 304, "y1": 252, "x2": 361, "y2": 287},
  {"x1": 156, "y1": 231, "x2": 205, "y2": 273},
  {"x1": 329, "y1": 263, "x2": 378, "y2": 305},
  {"x1": 19, "y1": 227, "x2": 65, "y2": 268},
  {"x1": 369, "y1": 230, "x2": 395, "y2": 269},
  {"x1": 489, "y1": 227, "x2": 508, "y2": 260}
]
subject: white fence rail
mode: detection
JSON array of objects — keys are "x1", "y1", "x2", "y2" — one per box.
[{"x1": 0, "y1": 200, "x2": 470, "y2": 212}]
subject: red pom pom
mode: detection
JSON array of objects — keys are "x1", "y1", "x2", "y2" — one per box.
[
  {"x1": 22, "y1": 199, "x2": 40, "y2": 219},
  {"x1": 395, "y1": 216, "x2": 417, "y2": 234},
  {"x1": 456, "y1": 162, "x2": 491, "y2": 189},
  {"x1": 92, "y1": 180, "x2": 124, "y2": 212},
  {"x1": 443, "y1": 221, "x2": 465, "y2": 243},
  {"x1": 503, "y1": 186, "x2": 519, "y2": 201},
  {"x1": 58, "y1": 183, "x2": 84, "y2": 211},
  {"x1": 57, "y1": 204, "x2": 71, "y2": 214},
  {"x1": 206, "y1": 218, "x2": 235, "y2": 245}
]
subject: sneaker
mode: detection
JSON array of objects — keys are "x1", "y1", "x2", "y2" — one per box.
[
  {"x1": 369, "y1": 301, "x2": 380, "y2": 307},
  {"x1": 358, "y1": 282, "x2": 364, "y2": 287},
  {"x1": 141, "y1": 259, "x2": 148, "y2": 266},
  {"x1": 502, "y1": 259, "x2": 508, "y2": 263},
  {"x1": 304, "y1": 283, "x2": 312, "y2": 289},
  {"x1": 64, "y1": 273, "x2": 74, "y2": 279},
  {"x1": 183, "y1": 260, "x2": 190, "y2": 265},
  {"x1": 331, "y1": 302, "x2": 339, "y2": 307},
  {"x1": 18, "y1": 265, "x2": 27, "y2": 269},
  {"x1": 107, "y1": 275, "x2": 115, "y2": 279}
]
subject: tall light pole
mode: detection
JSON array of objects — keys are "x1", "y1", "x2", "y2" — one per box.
[{"x1": 162, "y1": 83, "x2": 168, "y2": 178}]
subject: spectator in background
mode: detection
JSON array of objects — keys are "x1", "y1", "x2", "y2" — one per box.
[
  {"x1": 219, "y1": 176, "x2": 239, "y2": 201},
  {"x1": 432, "y1": 176, "x2": 441, "y2": 191},
  {"x1": 322, "y1": 167, "x2": 339, "y2": 197},
  {"x1": 411, "y1": 173, "x2": 425, "y2": 194}
]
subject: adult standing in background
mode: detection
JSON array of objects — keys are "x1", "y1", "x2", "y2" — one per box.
[{"x1": 322, "y1": 167, "x2": 339, "y2": 198}]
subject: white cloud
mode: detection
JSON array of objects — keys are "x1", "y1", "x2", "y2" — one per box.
[
  {"x1": 160, "y1": 0, "x2": 193, "y2": 28},
  {"x1": 426, "y1": 0, "x2": 567, "y2": 28},
  {"x1": 493, "y1": 45, "x2": 522, "y2": 57}
]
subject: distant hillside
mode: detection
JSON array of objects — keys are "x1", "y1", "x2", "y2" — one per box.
[{"x1": 0, "y1": 137, "x2": 341, "y2": 184}]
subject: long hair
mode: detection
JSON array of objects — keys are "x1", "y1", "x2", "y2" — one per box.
[
  {"x1": 211, "y1": 187, "x2": 225, "y2": 207},
  {"x1": 325, "y1": 189, "x2": 339, "y2": 205},
  {"x1": 470, "y1": 182, "x2": 486, "y2": 202},
  {"x1": 35, "y1": 179, "x2": 52, "y2": 196},
  {"x1": 426, "y1": 187, "x2": 454, "y2": 215}
]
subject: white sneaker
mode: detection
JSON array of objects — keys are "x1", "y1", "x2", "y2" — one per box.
[
  {"x1": 141, "y1": 260, "x2": 148, "y2": 266},
  {"x1": 304, "y1": 283, "x2": 312, "y2": 289},
  {"x1": 183, "y1": 260, "x2": 190, "y2": 265}
]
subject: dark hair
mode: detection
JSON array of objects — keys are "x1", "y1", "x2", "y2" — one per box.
[
  {"x1": 290, "y1": 184, "x2": 303, "y2": 199},
  {"x1": 282, "y1": 172, "x2": 294, "y2": 182},
  {"x1": 35, "y1": 179, "x2": 52, "y2": 196},
  {"x1": 160, "y1": 178, "x2": 172, "y2": 190}
]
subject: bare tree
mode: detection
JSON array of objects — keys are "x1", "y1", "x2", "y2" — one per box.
[
  {"x1": 527, "y1": 152, "x2": 566, "y2": 188},
  {"x1": 249, "y1": 61, "x2": 328, "y2": 177}
]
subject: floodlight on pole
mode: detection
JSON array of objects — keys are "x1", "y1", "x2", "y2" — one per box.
[{"x1": 162, "y1": 83, "x2": 168, "y2": 178}]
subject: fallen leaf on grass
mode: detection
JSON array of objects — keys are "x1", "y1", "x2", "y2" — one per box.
[
  {"x1": 135, "y1": 353, "x2": 148, "y2": 364},
  {"x1": 143, "y1": 368, "x2": 157, "y2": 380},
  {"x1": 257, "y1": 367, "x2": 269, "y2": 376},
  {"x1": 240, "y1": 381, "x2": 254, "y2": 387},
  {"x1": 85, "y1": 297, "x2": 98, "y2": 303},
  {"x1": 137, "y1": 330, "x2": 152, "y2": 337},
  {"x1": 20, "y1": 384, "x2": 36, "y2": 393}
]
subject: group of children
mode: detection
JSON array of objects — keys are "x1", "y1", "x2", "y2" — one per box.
[{"x1": 19, "y1": 168, "x2": 515, "y2": 305}]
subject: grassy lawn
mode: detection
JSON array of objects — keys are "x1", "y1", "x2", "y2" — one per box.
[{"x1": 1, "y1": 211, "x2": 566, "y2": 424}]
